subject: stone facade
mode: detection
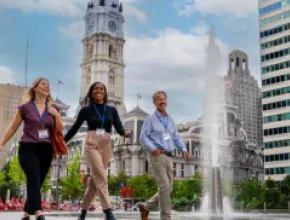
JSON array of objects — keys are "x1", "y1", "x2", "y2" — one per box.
[{"x1": 78, "y1": 0, "x2": 126, "y2": 117}]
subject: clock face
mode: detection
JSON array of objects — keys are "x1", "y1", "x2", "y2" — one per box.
[{"x1": 108, "y1": 20, "x2": 117, "y2": 32}]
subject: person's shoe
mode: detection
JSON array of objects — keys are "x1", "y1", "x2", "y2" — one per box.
[
  {"x1": 103, "y1": 209, "x2": 116, "y2": 220},
  {"x1": 36, "y1": 215, "x2": 45, "y2": 220},
  {"x1": 78, "y1": 209, "x2": 87, "y2": 220},
  {"x1": 139, "y1": 203, "x2": 149, "y2": 220},
  {"x1": 21, "y1": 216, "x2": 30, "y2": 220}
]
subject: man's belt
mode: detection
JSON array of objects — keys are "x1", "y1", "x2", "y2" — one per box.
[{"x1": 160, "y1": 150, "x2": 173, "y2": 157}]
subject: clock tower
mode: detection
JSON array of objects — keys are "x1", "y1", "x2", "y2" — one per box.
[{"x1": 79, "y1": 0, "x2": 126, "y2": 116}]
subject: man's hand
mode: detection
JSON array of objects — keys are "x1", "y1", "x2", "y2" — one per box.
[
  {"x1": 124, "y1": 130, "x2": 131, "y2": 138},
  {"x1": 183, "y1": 151, "x2": 190, "y2": 161},
  {"x1": 152, "y1": 149, "x2": 163, "y2": 157}
]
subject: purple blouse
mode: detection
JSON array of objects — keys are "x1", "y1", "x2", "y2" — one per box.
[{"x1": 18, "y1": 100, "x2": 60, "y2": 144}]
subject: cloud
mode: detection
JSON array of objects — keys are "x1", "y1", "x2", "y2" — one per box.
[
  {"x1": 58, "y1": 22, "x2": 84, "y2": 39},
  {"x1": 123, "y1": 28, "x2": 230, "y2": 121},
  {"x1": 191, "y1": 20, "x2": 209, "y2": 35},
  {"x1": 175, "y1": 0, "x2": 258, "y2": 18},
  {"x1": 0, "y1": 0, "x2": 84, "y2": 18},
  {"x1": 124, "y1": 28, "x2": 229, "y2": 93},
  {"x1": 123, "y1": 4, "x2": 148, "y2": 23},
  {"x1": 0, "y1": 0, "x2": 148, "y2": 23},
  {"x1": 0, "y1": 65, "x2": 16, "y2": 84}
]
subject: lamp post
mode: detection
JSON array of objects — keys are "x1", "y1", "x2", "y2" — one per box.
[{"x1": 56, "y1": 155, "x2": 62, "y2": 211}]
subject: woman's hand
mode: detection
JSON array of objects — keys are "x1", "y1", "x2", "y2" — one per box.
[{"x1": 48, "y1": 106, "x2": 60, "y2": 117}]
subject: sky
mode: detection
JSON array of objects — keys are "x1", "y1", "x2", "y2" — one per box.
[{"x1": 0, "y1": 0, "x2": 260, "y2": 123}]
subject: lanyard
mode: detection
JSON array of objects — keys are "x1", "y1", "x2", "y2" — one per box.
[
  {"x1": 33, "y1": 101, "x2": 47, "y2": 126},
  {"x1": 93, "y1": 104, "x2": 106, "y2": 127},
  {"x1": 155, "y1": 112, "x2": 168, "y2": 129}
]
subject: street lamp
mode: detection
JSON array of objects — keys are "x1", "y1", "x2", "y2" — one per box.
[{"x1": 56, "y1": 155, "x2": 62, "y2": 211}]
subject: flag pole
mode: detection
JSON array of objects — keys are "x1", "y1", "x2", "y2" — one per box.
[
  {"x1": 57, "y1": 79, "x2": 59, "y2": 99},
  {"x1": 137, "y1": 89, "x2": 139, "y2": 107},
  {"x1": 25, "y1": 32, "x2": 29, "y2": 87}
]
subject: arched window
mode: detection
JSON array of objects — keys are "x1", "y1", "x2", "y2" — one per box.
[
  {"x1": 109, "y1": 69, "x2": 115, "y2": 85},
  {"x1": 109, "y1": 45, "x2": 116, "y2": 58},
  {"x1": 123, "y1": 160, "x2": 126, "y2": 170},
  {"x1": 89, "y1": 44, "x2": 93, "y2": 58}
]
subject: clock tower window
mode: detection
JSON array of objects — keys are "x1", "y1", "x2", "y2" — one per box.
[
  {"x1": 109, "y1": 69, "x2": 115, "y2": 85},
  {"x1": 109, "y1": 45, "x2": 116, "y2": 58},
  {"x1": 89, "y1": 44, "x2": 93, "y2": 58}
]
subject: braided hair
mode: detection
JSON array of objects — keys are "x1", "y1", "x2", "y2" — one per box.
[{"x1": 82, "y1": 82, "x2": 108, "y2": 107}]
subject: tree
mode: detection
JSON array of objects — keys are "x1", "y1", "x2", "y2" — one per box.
[
  {"x1": 8, "y1": 152, "x2": 26, "y2": 198},
  {"x1": 263, "y1": 177, "x2": 282, "y2": 208},
  {"x1": 0, "y1": 172, "x2": 5, "y2": 187},
  {"x1": 60, "y1": 150, "x2": 84, "y2": 202},
  {"x1": 8, "y1": 152, "x2": 26, "y2": 185},
  {"x1": 1, "y1": 161, "x2": 11, "y2": 182},
  {"x1": 239, "y1": 178, "x2": 265, "y2": 209},
  {"x1": 265, "y1": 177, "x2": 276, "y2": 189},
  {"x1": 108, "y1": 171, "x2": 128, "y2": 196},
  {"x1": 126, "y1": 173, "x2": 157, "y2": 200}
]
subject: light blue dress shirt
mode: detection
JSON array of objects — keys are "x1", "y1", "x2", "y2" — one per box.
[{"x1": 140, "y1": 111, "x2": 187, "y2": 153}]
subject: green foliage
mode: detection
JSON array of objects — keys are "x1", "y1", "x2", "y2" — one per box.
[
  {"x1": 0, "y1": 182, "x2": 18, "y2": 199},
  {"x1": 60, "y1": 151, "x2": 84, "y2": 201},
  {"x1": 236, "y1": 175, "x2": 290, "y2": 209},
  {"x1": 1, "y1": 161, "x2": 11, "y2": 182},
  {"x1": 0, "y1": 172, "x2": 5, "y2": 187},
  {"x1": 264, "y1": 189, "x2": 281, "y2": 208},
  {"x1": 108, "y1": 171, "x2": 128, "y2": 196},
  {"x1": 126, "y1": 173, "x2": 157, "y2": 200},
  {"x1": 238, "y1": 178, "x2": 265, "y2": 209},
  {"x1": 265, "y1": 178, "x2": 276, "y2": 189},
  {"x1": 171, "y1": 173, "x2": 202, "y2": 211},
  {"x1": 8, "y1": 151, "x2": 26, "y2": 185}
]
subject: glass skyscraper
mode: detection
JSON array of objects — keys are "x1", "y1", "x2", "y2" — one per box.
[{"x1": 259, "y1": 0, "x2": 290, "y2": 180}]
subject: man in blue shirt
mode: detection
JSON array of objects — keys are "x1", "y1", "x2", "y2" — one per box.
[{"x1": 139, "y1": 91, "x2": 189, "y2": 220}]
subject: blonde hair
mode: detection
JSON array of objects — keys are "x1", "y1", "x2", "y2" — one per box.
[{"x1": 23, "y1": 77, "x2": 54, "y2": 105}]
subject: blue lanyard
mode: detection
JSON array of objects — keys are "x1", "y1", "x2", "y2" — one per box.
[
  {"x1": 155, "y1": 112, "x2": 168, "y2": 129},
  {"x1": 93, "y1": 104, "x2": 106, "y2": 127},
  {"x1": 33, "y1": 101, "x2": 47, "y2": 126}
]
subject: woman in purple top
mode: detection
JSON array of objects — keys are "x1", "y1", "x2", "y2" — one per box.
[{"x1": 0, "y1": 77, "x2": 63, "y2": 220}]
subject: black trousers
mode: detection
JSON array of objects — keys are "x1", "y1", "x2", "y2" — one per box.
[{"x1": 19, "y1": 142, "x2": 53, "y2": 215}]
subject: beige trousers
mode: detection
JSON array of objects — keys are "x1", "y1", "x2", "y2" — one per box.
[
  {"x1": 144, "y1": 153, "x2": 173, "y2": 220},
  {"x1": 81, "y1": 131, "x2": 112, "y2": 211}
]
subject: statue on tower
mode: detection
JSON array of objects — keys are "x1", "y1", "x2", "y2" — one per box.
[
  {"x1": 112, "y1": 3, "x2": 118, "y2": 8},
  {"x1": 119, "y1": 3, "x2": 123, "y2": 12},
  {"x1": 87, "y1": 2, "x2": 94, "y2": 11},
  {"x1": 100, "y1": 0, "x2": 105, "y2": 6}
]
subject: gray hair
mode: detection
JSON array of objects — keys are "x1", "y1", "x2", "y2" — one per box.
[{"x1": 152, "y1": 90, "x2": 167, "y2": 102}]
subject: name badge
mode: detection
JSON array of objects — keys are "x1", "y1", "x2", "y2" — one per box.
[
  {"x1": 163, "y1": 133, "x2": 171, "y2": 141},
  {"x1": 96, "y1": 129, "x2": 105, "y2": 136},
  {"x1": 38, "y1": 129, "x2": 49, "y2": 139}
]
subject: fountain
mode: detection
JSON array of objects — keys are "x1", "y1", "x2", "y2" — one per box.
[{"x1": 200, "y1": 26, "x2": 225, "y2": 214}]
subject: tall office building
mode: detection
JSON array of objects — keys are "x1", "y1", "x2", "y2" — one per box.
[
  {"x1": 259, "y1": 0, "x2": 290, "y2": 180},
  {"x1": 0, "y1": 84, "x2": 28, "y2": 167},
  {"x1": 225, "y1": 50, "x2": 263, "y2": 147}
]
